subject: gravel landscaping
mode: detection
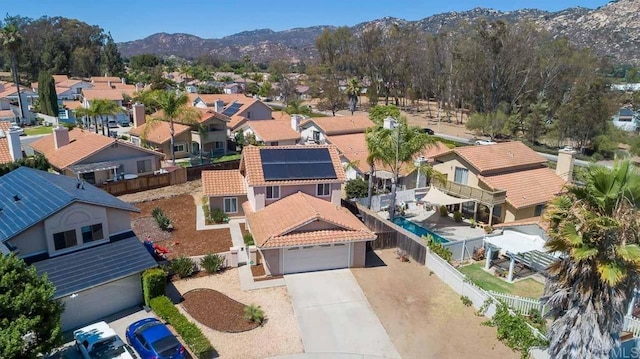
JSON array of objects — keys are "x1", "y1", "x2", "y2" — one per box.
[
  {"x1": 182, "y1": 289, "x2": 260, "y2": 333},
  {"x1": 172, "y1": 268, "x2": 303, "y2": 359}
]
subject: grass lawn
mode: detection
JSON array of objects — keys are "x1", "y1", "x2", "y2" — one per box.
[
  {"x1": 458, "y1": 262, "x2": 544, "y2": 298},
  {"x1": 24, "y1": 126, "x2": 53, "y2": 136},
  {"x1": 213, "y1": 153, "x2": 241, "y2": 163}
]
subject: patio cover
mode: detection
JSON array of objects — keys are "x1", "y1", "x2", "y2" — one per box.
[
  {"x1": 419, "y1": 186, "x2": 469, "y2": 206},
  {"x1": 373, "y1": 170, "x2": 394, "y2": 179},
  {"x1": 68, "y1": 161, "x2": 120, "y2": 174},
  {"x1": 485, "y1": 230, "x2": 547, "y2": 255}
]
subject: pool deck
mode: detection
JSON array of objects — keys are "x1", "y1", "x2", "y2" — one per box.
[{"x1": 378, "y1": 208, "x2": 487, "y2": 242}]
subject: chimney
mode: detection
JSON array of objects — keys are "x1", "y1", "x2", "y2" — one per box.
[
  {"x1": 214, "y1": 99, "x2": 224, "y2": 113},
  {"x1": 291, "y1": 114, "x2": 302, "y2": 132},
  {"x1": 556, "y1": 148, "x2": 576, "y2": 182},
  {"x1": 53, "y1": 126, "x2": 69, "y2": 149},
  {"x1": 7, "y1": 128, "x2": 22, "y2": 161},
  {"x1": 121, "y1": 77, "x2": 126, "y2": 84},
  {"x1": 132, "y1": 103, "x2": 146, "y2": 128}
]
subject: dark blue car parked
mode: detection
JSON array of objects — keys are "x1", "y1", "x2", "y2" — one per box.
[{"x1": 125, "y1": 318, "x2": 186, "y2": 359}]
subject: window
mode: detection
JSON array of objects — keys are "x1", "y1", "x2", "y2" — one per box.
[
  {"x1": 270, "y1": 141, "x2": 278, "y2": 146},
  {"x1": 312, "y1": 131, "x2": 320, "y2": 142},
  {"x1": 81, "y1": 223, "x2": 104, "y2": 243},
  {"x1": 266, "y1": 186, "x2": 280, "y2": 199},
  {"x1": 132, "y1": 137, "x2": 141, "y2": 145},
  {"x1": 247, "y1": 111, "x2": 252, "y2": 119},
  {"x1": 224, "y1": 197, "x2": 238, "y2": 213},
  {"x1": 317, "y1": 183, "x2": 330, "y2": 197},
  {"x1": 534, "y1": 204, "x2": 546, "y2": 217},
  {"x1": 137, "y1": 159, "x2": 152, "y2": 174},
  {"x1": 214, "y1": 141, "x2": 223, "y2": 149},
  {"x1": 53, "y1": 230, "x2": 77, "y2": 250},
  {"x1": 81, "y1": 172, "x2": 95, "y2": 184},
  {"x1": 173, "y1": 143, "x2": 186, "y2": 152},
  {"x1": 454, "y1": 167, "x2": 469, "y2": 185}
]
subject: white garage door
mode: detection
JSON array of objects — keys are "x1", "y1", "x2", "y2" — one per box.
[
  {"x1": 283, "y1": 243, "x2": 350, "y2": 274},
  {"x1": 60, "y1": 274, "x2": 143, "y2": 331}
]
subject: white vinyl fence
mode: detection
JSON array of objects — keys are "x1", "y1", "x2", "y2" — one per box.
[
  {"x1": 488, "y1": 291, "x2": 547, "y2": 316},
  {"x1": 624, "y1": 315, "x2": 640, "y2": 337}
]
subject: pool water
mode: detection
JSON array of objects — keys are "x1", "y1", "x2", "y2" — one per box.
[{"x1": 392, "y1": 217, "x2": 450, "y2": 244}]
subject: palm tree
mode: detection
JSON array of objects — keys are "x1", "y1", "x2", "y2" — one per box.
[
  {"x1": 345, "y1": 77, "x2": 361, "y2": 115},
  {"x1": 142, "y1": 90, "x2": 200, "y2": 165},
  {"x1": 542, "y1": 160, "x2": 640, "y2": 359},
  {"x1": 77, "y1": 99, "x2": 123, "y2": 135},
  {"x1": 365, "y1": 125, "x2": 386, "y2": 209},
  {"x1": 242, "y1": 55, "x2": 251, "y2": 94},
  {"x1": 0, "y1": 22, "x2": 25, "y2": 122}
]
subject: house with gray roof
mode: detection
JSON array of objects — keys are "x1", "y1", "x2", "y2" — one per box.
[{"x1": 0, "y1": 167, "x2": 156, "y2": 331}]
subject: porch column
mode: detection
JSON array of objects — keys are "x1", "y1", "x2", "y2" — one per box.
[
  {"x1": 488, "y1": 205, "x2": 494, "y2": 226},
  {"x1": 485, "y1": 246, "x2": 492, "y2": 270},
  {"x1": 473, "y1": 201, "x2": 479, "y2": 221},
  {"x1": 628, "y1": 288, "x2": 638, "y2": 317},
  {"x1": 113, "y1": 168, "x2": 118, "y2": 181},
  {"x1": 507, "y1": 256, "x2": 516, "y2": 282}
]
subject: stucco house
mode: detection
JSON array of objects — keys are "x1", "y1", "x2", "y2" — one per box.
[
  {"x1": 0, "y1": 81, "x2": 39, "y2": 124},
  {"x1": 0, "y1": 167, "x2": 157, "y2": 331},
  {"x1": 298, "y1": 115, "x2": 374, "y2": 145},
  {"x1": 202, "y1": 145, "x2": 376, "y2": 275},
  {"x1": 0, "y1": 122, "x2": 23, "y2": 165},
  {"x1": 236, "y1": 112, "x2": 300, "y2": 146},
  {"x1": 188, "y1": 93, "x2": 274, "y2": 132},
  {"x1": 31, "y1": 75, "x2": 93, "y2": 101},
  {"x1": 431, "y1": 141, "x2": 571, "y2": 225},
  {"x1": 31, "y1": 126, "x2": 165, "y2": 184}
]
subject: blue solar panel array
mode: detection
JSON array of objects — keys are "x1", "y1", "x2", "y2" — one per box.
[
  {"x1": 260, "y1": 148, "x2": 337, "y2": 181},
  {"x1": 222, "y1": 102, "x2": 242, "y2": 117},
  {"x1": 0, "y1": 167, "x2": 138, "y2": 242},
  {"x1": 33, "y1": 237, "x2": 157, "y2": 298}
]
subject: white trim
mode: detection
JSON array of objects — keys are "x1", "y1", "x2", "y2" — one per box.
[
  {"x1": 316, "y1": 183, "x2": 331, "y2": 197},
  {"x1": 266, "y1": 186, "x2": 280, "y2": 200},
  {"x1": 223, "y1": 197, "x2": 238, "y2": 214},
  {"x1": 173, "y1": 142, "x2": 187, "y2": 153}
]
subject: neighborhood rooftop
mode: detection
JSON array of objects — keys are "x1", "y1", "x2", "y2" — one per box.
[{"x1": 439, "y1": 141, "x2": 547, "y2": 174}]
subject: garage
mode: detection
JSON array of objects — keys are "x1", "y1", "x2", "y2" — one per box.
[
  {"x1": 283, "y1": 243, "x2": 350, "y2": 274},
  {"x1": 60, "y1": 275, "x2": 143, "y2": 331}
]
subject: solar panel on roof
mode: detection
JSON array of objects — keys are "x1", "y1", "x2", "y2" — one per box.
[
  {"x1": 260, "y1": 148, "x2": 337, "y2": 181},
  {"x1": 222, "y1": 102, "x2": 242, "y2": 117}
]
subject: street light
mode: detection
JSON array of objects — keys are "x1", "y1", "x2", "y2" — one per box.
[{"x1": 383, "y1": 117, "x2": 400, "y2": 221}]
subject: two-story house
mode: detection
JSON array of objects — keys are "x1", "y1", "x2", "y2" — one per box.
[
  {"x1": 129, "y1": 103, "x2": 229, "y2": 159},
  {"x1": 31, "y1": 126, "x2": 165, "y2": 184},
  {"x1": 80, "y1": 88, "x2": 136, "y2": 125},
  {"x1": 188, "y1": 93, "x2": 274, "y2": 132},
  {"x1": 431, "y1": 141, "x2": 570, "y2": 225},
  {"x1": 235, "y1": 111, "x2": 300, "y2": 146},
  {"x1": 298, "y1": 115, "x2": 374, "y2": 145},
  {"x1": 202, "y1": 145, "x2": 376, "y2": 275},
  {"x1": 0, "y1": 167, "x2": 157, "y2": 331},
  {"x1": 0, "y1": 81, "x2": 39, "y2": 124}
]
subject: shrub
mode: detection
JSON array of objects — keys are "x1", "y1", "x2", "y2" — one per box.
[
  {"x1": 345, "y1": 178, "x2": 368, "y2": 199},
  {"x1": 453, "y1": 211, "x2": 463, "y2": 222},
  {"x1": 243, "y1": 304, "x2": 265, "y2": 325},
  {"x1": 424, "y1": 234, "x2": 452, "y2": 262},
  {"x1": 211, "y1": 208, "x2": 228, "y2": 224},
  {"x1": 201, "y1": 196, "x2": 211, "y2": 224},
  {"x1": 150, "y1": 296, "x2": 214, "y2": 359},
  {"x1": 200, "y1": 253, "x2": 225, "y2": 274},
  {"x1": 469, "y1": 219, "x2": 476, "y2": 228},
  {"x1": 142, "y1": 268, "x2": 166, "y2": 306},
  {"x1": 460, "y1": 295, "x2": 473, "y2": 307},
  {"x1": 482, "y1": 303, "x2": 548, "y2": 358},
  {"x1": 171, "y1": 256, "x2": 196, "y2": 278},
  {"x1": 243, "y1": 232, "x2": 255, "y2": 246},
  {"x1": 439, "y1": 205, "x2": 448, "y2": 217},
  {"x1": 152, "y1": 207, "x2": 173, "y2": 231},
  {"x1": 484, "y1": 225, "x2": 494, "y2": 234}
]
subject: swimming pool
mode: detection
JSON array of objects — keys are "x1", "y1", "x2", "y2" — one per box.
[{"x1": 392, "y1": 217, "x2": 450, "y2": 244}]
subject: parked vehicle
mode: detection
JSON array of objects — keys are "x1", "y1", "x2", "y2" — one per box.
[
  {"x1": 9, "y1": 125, "x2": 24, "y2": 136},
  {"x1": 422, "y1": 128, "x2": 435, "y2": 135},
  {"x1": 107, "y1": 120, "x2": 119, "y2": 128},
  {"x1": 74, "y1": 321, "x2": 135, "y2": 359},
  {"x1": 126, "y1": 318, "x2": 186, "y2": 359},
  {"x1": 474, "y1": 140, "x2": 497, "y2": 146}
]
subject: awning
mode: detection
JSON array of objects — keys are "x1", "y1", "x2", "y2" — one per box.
[
  {"x1": 419, "y1": 186, "x2": 470, "y2": 206},
  {"x1": 68, "y1": 161, "x2": 120, "y2": 174},
  {"x1": 485, "y1": 230, "x2": 547, "y2": 255}
]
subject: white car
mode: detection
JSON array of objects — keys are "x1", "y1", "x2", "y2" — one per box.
[
  {"x1": 9, "y1": 125, "x2": 24, "y2": 136},
  {"x1": 474, "y1": 139, "x2": 497, "y2": 146},
  {"x1": 73, "y1": 321, "x2": 135, "y2": 359}
]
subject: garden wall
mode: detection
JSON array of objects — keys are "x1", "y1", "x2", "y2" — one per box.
[{"x1": 186, "y1": 160, "x2": 241, "y2": 181}]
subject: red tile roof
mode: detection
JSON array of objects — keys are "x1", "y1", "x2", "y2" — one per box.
[
  {"x1": 438, "y1": 141, "x2": 547, "y2": 175},
  {"x1": 479, "y1": 167, "x2": 566, "y2": 209},
  {"x1": 0, "y1": 122, "x2": 13, "y2": 164},
  {"x1": 202, "y1": 170, "x2": 246, "y2": 196},
  {"x1": 244, "y1": 192, "x2": 375, "y2": 248},
  {"x1": 82, "y1": 88, "x2": 135, "y2": 101},
  {"x1": 245, "y1": 119, "x2": 300, "y2": 143},
  {"x1": 300, "y1": 115, "x2": 374, "y2": 135},
  {"x1": 129, "y1": 121, "x2": 192, "y2": 145}
]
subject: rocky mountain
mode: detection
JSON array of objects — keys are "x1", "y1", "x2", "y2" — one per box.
[{"x1": 117, "y1": 0, "x2": 640, "y2": 64}]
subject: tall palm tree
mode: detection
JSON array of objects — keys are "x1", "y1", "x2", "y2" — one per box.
[
  {"x1": 365, "y1": 125, "x2": 386, "y2": 209},
  {"x1": 77, "y1": 99, "x2": 123, "y2": 135},
  {"x1": 0, "y1": 23, "x2": 25, "y2": 122},
  {"x1": 345, "y1": 77, "x2": 361, "y2": 115},
  {"x1": 542, "y1": 160, "x2": 640, "y2": 359},
  {"x1": 142, "y1": 90, "x2": 199, "y2": 165}
]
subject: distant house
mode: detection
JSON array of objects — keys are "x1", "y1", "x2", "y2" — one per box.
[
  {"x1": 30, "y1": 126, "x2": 165, "y2": 184},
  {"x1": 188, "y1": 93, "x2": 273, "y2": 132},
  {"x1": 0, "y1": 167, "x2": 157, "y2": 331},
  {"x1": 237, "y1": 113, "x2": 300, "y2": 146},
  {"x1": 80, "y1": 88, "x2": 136, "y2": 125},
  {"x1": 298, "y1": 115, "x2": 374, "y2": 144},
  {"x1": 0, "y1": 81, "x2": 39, "y2": 124},
  {"x1": 202, "y1": 145, "x2": 376, "y2": 275},
  {"x1": 612, "y1": 107, "x2": 638, "y2": 132},
  {"x1": 224, "y1": 83, "x2": 241, "y2": 94},
  {"x1": 31, "y1": 75, "x2": 93, "y2": 101}
]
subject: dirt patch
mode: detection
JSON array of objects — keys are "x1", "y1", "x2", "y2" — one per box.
[
  {"x1": 182, "y1": 288, "x2": 260, "y2": 333},
  {"x1": 351, "y1": 249, "x2": 518, "y2": 359},
  {"x1": 119, "y1": 179, "x2": 202, "y2": 203},
  {"x1": 251, "y1": 264, "x2": 266, "y2": 277},
  {"x1": 131, "y1": 194, "x2": 232, "y2": 258}
]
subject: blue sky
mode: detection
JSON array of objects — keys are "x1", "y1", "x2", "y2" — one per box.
[{"x1": 6, "y1": 0, "x2": 609, "y2": 42}]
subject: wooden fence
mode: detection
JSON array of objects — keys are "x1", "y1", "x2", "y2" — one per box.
[
  {"x1": 186, "y1": 160, "x2": 241, "y2": 181},
  {"x1": 98, "y1": 167, "x2": 187, "y2": 196}
]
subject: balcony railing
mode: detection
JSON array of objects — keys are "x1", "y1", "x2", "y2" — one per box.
[{"x1": 434, "y1": 180, "x2": 506, "y2": 206}]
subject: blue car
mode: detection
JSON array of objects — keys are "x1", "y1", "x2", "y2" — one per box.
[{"x1": 125, "y1": 318, "x2": 186, "y2": 359}]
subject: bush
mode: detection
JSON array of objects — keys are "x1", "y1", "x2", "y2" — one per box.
[
  {"x1": 171, "y1": 256, "x2": 196, "y2": 278},
  {"x1": 150, "y1": 296, "x2": 214, "y2": 359},
  {"x1": 453, "y1": 211, "x2": 463, "y2": 222},
  {"x1": 439, "y1": 205, "x2": 448, "y2": 217},
  {"x1": 482, "y1": 303, "x2": 548, "y2": 358},
  {"x1": 243, "y1": 233, "x2": 255, "y2": 246},
  {"x1": 200, "y1": 253, "x2": 225, "y2": 274},
  {"x1": 484, "y1": 225, "x2": 494, "y2": 234},
  {"x1": 142, "y1": 268, "x2": 166, "y2": 306},
  {"x1": 201, "y1": 197, "x2": 211, "y2": 223},
  {"x1": 152, "y1": 207, "x2": 173, "y2": 231},
  {"x1": 345, "y1": 178, "x2": 368, "y2": 199},
  {"x1": 243, "y1": 304, "x2": 265, "y2": 325},
  {"x1": 424, "y1": 234, "x2": 452, "y2": 262},
  {"x1": 460, "y1": 295, "x2": 473, "y2": 307},
  {"x1": 211, "y1": 208, "x2": 228, "y2": 224}
]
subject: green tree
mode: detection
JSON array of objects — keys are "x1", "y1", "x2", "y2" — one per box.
[
  {"x1": 129, "y1": 53, "x2": 161, "y2": 71},
  {"x1": 258, "y1": 81, "x2": 273, "y2": 98},
  {"x1": 345, "y1": 77, "x2": 361, "y2": 115},
  {"x1": 76, "y1": 99, "x2": 123, "y2": 135},
  {"x1": 0, "y1": 254, "x2": 63, "y2": 359},
  {"x1": 0, "y1": 20, "x2": 25, "y2": 121},
  {"x1": 142, "y1": 90, "x2": 200, "y2": 164},
  {"x1": 284, "y1": 99, "x2": 311, "y2": 116},
  {"x1": 100, "y1": 33, "x2": 124, "y2": 77},
  {"x1": 242, "y1": 55, "x2": 252, "y2": 93},
  {"x1": 345, "y1": 178, "x2": 368, "y2": 199},
  {"x1": 70, "y1": 47, "x2": 97, "y2": 78},
  {"x1": 542, "y1": 160, "x2": 640, "y2": 358},
  {"x1": 37, "y1": 71, "x2": 58, "y2": 116},
  {"x1": 466, "y1": 110, "x2": 510, "y2": 139}
]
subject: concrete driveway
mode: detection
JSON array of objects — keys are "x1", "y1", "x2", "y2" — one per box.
[{"x1": 285, "y1": 269, "x2": 400, "y2": 359}]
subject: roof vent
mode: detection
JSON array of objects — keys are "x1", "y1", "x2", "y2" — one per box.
[{"x1": 13, "y1": 194, "x2": 21, "y2": 202}]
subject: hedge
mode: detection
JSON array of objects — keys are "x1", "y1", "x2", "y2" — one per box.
[
  {"x1": 150, "y1": 296, "x2": 214, "y2": 359},
  {"x1": 142, "y1": 268, "x2": 166, "y2": 306}
]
